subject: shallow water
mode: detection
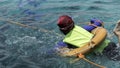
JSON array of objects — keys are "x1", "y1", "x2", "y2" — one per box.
[{"x1": 0, "y1": 0, "x2": 120, "y2": 68}]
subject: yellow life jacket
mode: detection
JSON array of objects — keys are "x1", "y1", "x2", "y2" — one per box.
[
  {"x1": 93, "y1": 39, "x2": 110, "y2": 54},
  {"x1": 63, "y1": 25, "x2": 94, "y2": 47},
  {"x1": 63, "y1": 25, "x2": 110, "y2": 53}
]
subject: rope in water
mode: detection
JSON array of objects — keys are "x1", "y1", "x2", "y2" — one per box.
[
  {"x1": 82, "y1": 57, "x2": 105, "y2": 68},
  {"x1": 0, "y1": 18, "x2": 106, "y2": 68},
  {"x1": 70, "y1": 53, "x2": 106, "y2": 68},
  {"x1": 0, "y1": 18, "x2": 62, "y2": 37}
]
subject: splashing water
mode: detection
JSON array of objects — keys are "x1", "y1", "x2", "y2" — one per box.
[{"x1": 0, "y1": 0, "x2": 120, "y2": 68}]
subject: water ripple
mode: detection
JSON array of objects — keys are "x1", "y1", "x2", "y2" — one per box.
[{"x1": 0, "y1": 0, "x2": 120, "y2": 68}]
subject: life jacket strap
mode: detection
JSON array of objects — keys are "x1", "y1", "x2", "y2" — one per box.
[{"x1": 89, "y1": 22, "x2": 104, "y2": 28}]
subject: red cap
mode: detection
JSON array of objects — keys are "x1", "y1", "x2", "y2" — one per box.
[{"x1": 57, "y1": 15, "x2": 74, "y2": 28}]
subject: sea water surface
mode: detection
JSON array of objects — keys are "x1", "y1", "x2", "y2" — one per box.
[{"x1": 0, "y1": 0, "x2": 120, "y2": 68}]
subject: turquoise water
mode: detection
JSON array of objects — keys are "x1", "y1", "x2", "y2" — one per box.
[{"x1": 0, "y1": 0, "x2": 120, "y2": 68}]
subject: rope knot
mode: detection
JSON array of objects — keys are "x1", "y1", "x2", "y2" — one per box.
[{"x1": 77, "y1": 53, "x2": 84, "y2": 58}]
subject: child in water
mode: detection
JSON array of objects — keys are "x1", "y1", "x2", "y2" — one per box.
[{"x1": 55, "y1": 15, "x2": 120, "y2": 61}]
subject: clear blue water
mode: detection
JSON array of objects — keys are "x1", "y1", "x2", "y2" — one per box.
[{"x1": 0, "y1": 0, "x2": 120, "y2": 68}]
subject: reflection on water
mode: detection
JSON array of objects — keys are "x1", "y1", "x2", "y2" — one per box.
[{"x1": 0, "y1": 0, "x2": 120, "y2": 68}]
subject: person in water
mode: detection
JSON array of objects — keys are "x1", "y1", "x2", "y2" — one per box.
[{"x1": 56, "y1": 15, "x2": 120, "y2": 61}]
